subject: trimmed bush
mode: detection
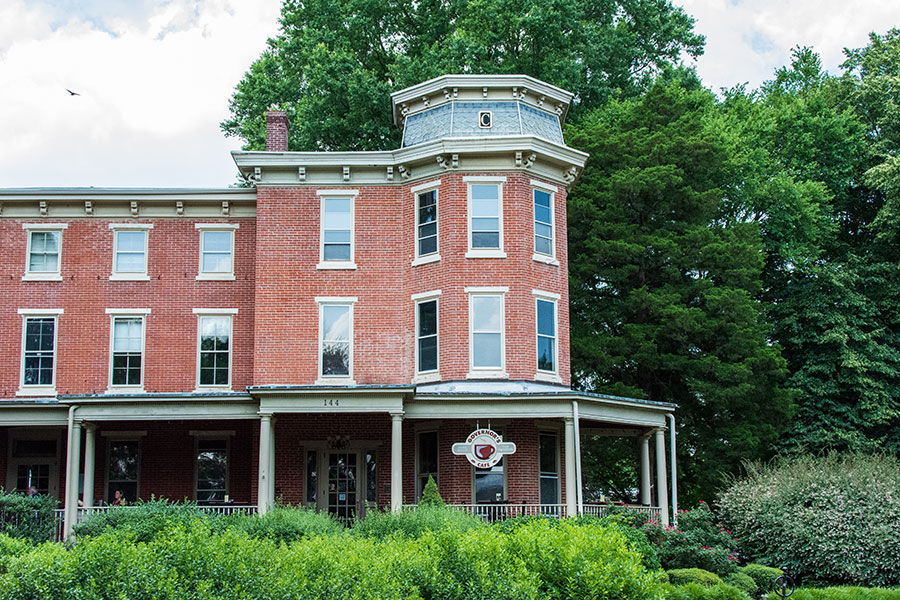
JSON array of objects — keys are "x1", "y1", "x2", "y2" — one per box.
[
  {"x1": 791, "y1": 588, "x2": 900, "y2": 600},
  {"x1": 718, "y1": 453, "x2": 900, "y2": 587},
  {"x1": 738, "y1": 564, "x2": 783, "y2": 595},
  {"x1": 0, "y1": 534, "x2": 32, "y2": 574},
  {"x1": 352, "y1": 503, "x2": 483, "y2": 538},
  {"x1": 72, "y1": 499, "x2": 209, "y2": 541},
  {"x1": 419, "y1": 475, "x2": 445, "y2": 506},
  {"x1": 668, "y1": 568, "x2": 724, "y2": 587},
  {"x1": 216, "y1": 506, "x2": 344, "y2": 542},
  {"x1": 723, "y1": 572, "x2": 758, "y2": 597},
  {"x1": 664, "y1": 582, "x2": 753, "y2": 600},
  {"x1": 0, "y1": 491, "x2": 57, "y2": 543}
]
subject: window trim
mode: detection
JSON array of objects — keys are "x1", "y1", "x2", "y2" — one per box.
[
  {"x1": 109, "y1": 224, "x2": 153, "y2": 281},
  {"x1": 105, "y1": 309, "x2": 151, "y2": 394},
  {"x1": 315, "y1": 297, "x2": 357, "y2": 385},
  {"x1": 192, "y1": 309, "x2": 238, "y2": 392},
  {"x1": 465, "y1": 287, "x2": 508, "y2": 379},
  {"x1": 464, "y1": 176, "x2": 507, "y2": 259},
  {"x1": 195, "y1": 223, "x2": 239, "y2": 281},
  {"x1": 16, "y1": 309, "x2": 63, "y2": 397},
  {"x1": 531, "y1": 180, "x2": 560, "y2": 266},
  {"x1": 411, "y1": 179, "x2": 441, "y2": 266},
  {"x1": 538, "y1": 429, "x2": 561, "y2": 506},
  {"x1": 317, "y1": 190, "x2": 359, "y2": 270},
  {"x1": 533, "y1": 290, "x2": 561, "y2": 383},
  {"x1": 412, "y1": 290, "x2": 441, "y2": 382},
  {"x1": 22, "y1": 223, "x2": 68, "y2": 281},
  {"x1": 191, "y1": 432, "x2": 233, "y2": 504}
]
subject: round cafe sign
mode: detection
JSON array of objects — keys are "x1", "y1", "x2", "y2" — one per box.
[{"x1": 451, "y1": 428, "x2": 516, "y2": 468}]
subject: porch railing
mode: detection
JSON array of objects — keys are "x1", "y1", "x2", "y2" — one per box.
[
  {"x1": 401, "y1": 502, "x2": 661, "y2": 523},
  {"x1": 581, "y1": 503, "x2": 661, "y2": 522}
]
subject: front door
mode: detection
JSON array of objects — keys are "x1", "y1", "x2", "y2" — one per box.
[{"x1": 326, "y1": 452, "x2": 358, "y2": 521}]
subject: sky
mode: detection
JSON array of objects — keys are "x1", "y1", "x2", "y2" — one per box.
[{"x1": 0, "y1": 0, "x2": 898, "y2": 189}]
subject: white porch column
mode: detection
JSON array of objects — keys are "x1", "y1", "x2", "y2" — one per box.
[
  {"x1": 640, "y1": 433, "x2": 651, "y2": 506},
  {"x1": 390, "y1": 412, "x2": 403, "y2": 512},
  {"x1": 655, "y1": 428, "x2": 670, "y2": 527},
  {"x1": 268, "y1": 417, "x2": 276, "y2": 507},
  {"x1": 63, "y1": 420, "x2": 82, "y2": 540},
  {"x1": 257, "y1": 414, "x2": 272, "y2": 515},
  {"x1": 564, "y1": 417, "x2": 577, "y2": 517},
  {"x1": 82, "y1": 424, "x2": 96, "y2": 508}
]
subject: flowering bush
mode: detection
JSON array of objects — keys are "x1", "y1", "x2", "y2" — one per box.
[
  {"x1": 718, "y1": 453, "x2": 900, "y2": 587},
  {"x1": 642, "y1": 503, "x2": 740, "y2": 576}
]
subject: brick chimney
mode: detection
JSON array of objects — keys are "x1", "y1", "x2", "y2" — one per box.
[{"x1": 265, "y1": 111, "x2": 290, "y2": 152}]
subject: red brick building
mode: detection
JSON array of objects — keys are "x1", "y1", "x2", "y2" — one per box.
[{"x1": 0, "y1": 75, "x2": 677, "y2": 537}]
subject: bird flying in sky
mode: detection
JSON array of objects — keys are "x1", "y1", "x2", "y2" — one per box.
[{"x1": 66, "y1": 88, "x2": 80, "y2": 96}]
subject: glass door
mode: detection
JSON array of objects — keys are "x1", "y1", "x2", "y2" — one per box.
[{"x1": 326, "y1": 452, "x2": 358, "y2": 521}]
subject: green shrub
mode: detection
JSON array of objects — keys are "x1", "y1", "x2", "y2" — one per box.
[
  {"x1": 791, "y1": 588, "x2": 900, "y2": 600},
  {"x1": 644, "y1": 503, "x2": 740, "y2": 576},
  {"x1": 216, "y1": 506, "x2": 344, "y2": 542},
  {"x1": 718, "y1": 453, "x2": 900, "y2": 587},
  {"x1": 72, "y1": 499, "x2": 209, "y2": 541},
  {"x1": 664, "y1": 582, "x2": 753, "y2": 600},
  {"x1": 352, "y1": 503, "x2": 482, "y2": 538},
  {"x1": 0, "y1": 490, "x2": 57, "y2": 543},
  {"x1": 738, "y1": 564, "x2": 782, "y2": 595},
  {"x1": 668, "y1": 568, "x2": 724, "y2": 587},
  {"x1": 723, "y1": 572, "x2": 758, "y2": 597},
  {"x1": 0, "y1": 534, "x2": 32, "y2": 574},
  {"x1": 419, "y1": 475, "x2": 445, "y2": 506}
]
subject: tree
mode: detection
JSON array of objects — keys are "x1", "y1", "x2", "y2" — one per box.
[
  {"x1": 567, "y1": 81, "x2": 792, "y2": 503},
  {"x1": 221, "y1": 0, "x2": 705, "y2": 151}
]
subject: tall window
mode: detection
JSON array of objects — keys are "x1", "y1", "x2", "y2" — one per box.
[
  {"x1": 417, "y1": 431, "x2": 438, "y2": 500},
  {"x1": 475, "y1": 456, "x2": 505, "y2": 503},
  {"x1": 194, "y1": 311, "x2": 235, "y2": 388},
  {"x1": 536, "y1": 298, "x2": 557, "y2": 373},
  {"x1": 23, "y1": 223, "x2": 67, "y2": 280},
  {"x1": 469, "y1": 184, "x2": 500, "y2": 249},
  {"x1": 533, "y1": 187, "x2": 554, "y2": 256},
  {"x1": 467, "y1": 288, "x2": 507, "y2": 376},
  {"x1": 416, "y1": 298, "x2": 438, "y2": 374},
  {"x1": 110, "y1": 224, "x2": 152, "y2": 279},
  {"x1": 196, "y1": 224, "x2": 238, "y2": 280},
  {"x1": 539, "y1": 432, "x2": 560, "y2": 505},
  {"x1": 19, "y1": 311, "x2": 61, "y2": 393},
  {"x1": 107, "y1": 439, "x2": 139, "y2": 503},
  {"x1": 318, "y1": 299, "x2": 355, "y2": 380},
  {"x1": 318, "y1": 191, "x2": 357, "y2": 268},
  {"x1": 196, "y1": 439, "x2": 228, "y2": 503},
  {"x1": 110, "y1": 316, "x2": 145, "y2": 388},
  {"x1": 417, "y1": 189, "x2": 438, "y2": 257}
]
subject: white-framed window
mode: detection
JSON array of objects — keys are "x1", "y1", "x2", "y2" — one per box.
[
  {"x1": 416, "y1": 430, "x2": 439, "y2": 501},
  {"x1": 110, "y1": 224, "x2": 153, "y2": 280},
  {"x1": 193, "y1": 309, "x2": 237, "y2": 390},
  {"x1": 412, "y1": 179, "x2": 440, "y2": 266},
  {"x1": 533, "y1": 290, "x2": 561, "y2": 382},
  {"x1": 22, "y1": 223, "x2": 68, "y2": 281},
  {"x1": 539, "y1": 431, "x2": 561, "y2": 506},
  {"x1": 191, "y1": 431, "x2": 233, "y2": 504},
  {"x1": 106, "y1": 438, "x2": 140, "y2": 504},
  {"x1": 464, "y1": 176, "x2": 507, "y2": 259},
  {"x1": 17, "y1": 309, "x2": 63, "y2": 396},
  {"x1": 532, "y1": 180, "x2": 559, "y2": 265},
  {"x1": 316, "y1": 297, "x2": 357, "y2": 383},
  {"x1": 466, "y1": 287, "x2": 508, "y2": 379},
  {"x1": 106, "y1": 309, "x2": 150, "y2": 392},
  {"x1": 317, "y1": 190, "x2": 358, "y2": 270},
  {"x1": 413, "y1": 290, "x2": 441, "y2": 381},
  {"x1": 195, "y1": 224, "x2": 239, "y2": 281}
]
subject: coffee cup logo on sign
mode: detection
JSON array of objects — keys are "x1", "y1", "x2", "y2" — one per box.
[{"x1": 452, "y1": 428, "x2": 516, "y2": 469}]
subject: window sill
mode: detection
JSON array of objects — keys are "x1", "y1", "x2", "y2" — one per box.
[
  {"x1": 192, "y1": 387, "x2": 233, "y2": 394},
  {"x1": 22, "y1": 273, "x2": 62, "y2": 282},
  {"x1": 16, "y1": 387, "x2": 57, "y2": 397},
  {"x1": 411, "y1": 254, "x2": 441, "y2": 267},
  {"x1": 316, "y1": 262, "x2": 358, "y2": 270},
  {"x1": 465, "y1": 250, "x2": 507, "y2": 259},
  {"x1": 196, "y1": 273, "x2": 236, "y2": 281},
  {"x1": 532, "y1": 253, "x2": 560, "y2": 266},
  {"x1": 466, "y1": 370, "x2": 509, "y2": 380},
  {"x1": 534, "y1": 372, "x2": 563, "y2": 384},
  {"x1": 106, "y1": 387, "x2": 146, "y2": 395},
  {"x1": 314, "y1": 378, "x2": 357, "y2": 386},
  {"x1": 109, "y1": 274, "x2": 151, "y2": 281},
  {"x1": 413, "y1": 372, "x2": 441, "y2": 384}
]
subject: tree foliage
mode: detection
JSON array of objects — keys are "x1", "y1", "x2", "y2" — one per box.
[{"x1": 221, "y1": 0, "x2": 705, "y2": 150}]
